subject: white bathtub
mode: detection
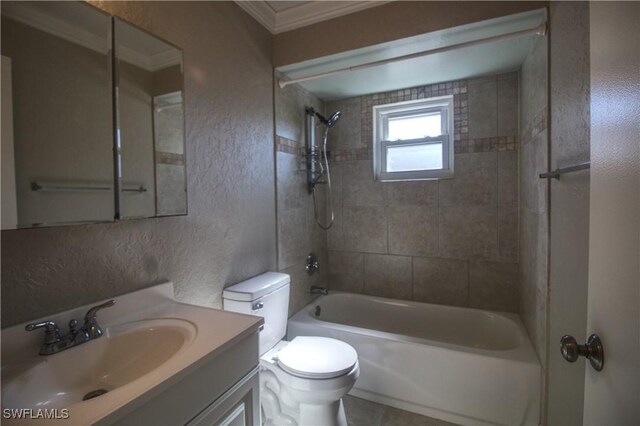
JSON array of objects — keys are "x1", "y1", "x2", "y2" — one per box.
[{"x1": 287, "y1": 292, "x2": 541, "y2": 426}]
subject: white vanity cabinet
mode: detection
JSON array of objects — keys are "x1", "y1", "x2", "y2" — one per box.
[{"x1": 103, "y1": 331, "x2": 261, "y2": 426}]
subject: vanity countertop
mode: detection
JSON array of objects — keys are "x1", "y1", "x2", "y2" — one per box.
[{"x1": 1, "y1": 282, "x2": 263, "y2": 425}]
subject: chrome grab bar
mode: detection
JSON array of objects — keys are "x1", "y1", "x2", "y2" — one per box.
[{"x1": 539, "y1": 162, "x2": 590, "y2": 180}]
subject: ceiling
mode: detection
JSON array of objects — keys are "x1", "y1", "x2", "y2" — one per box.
[
  {"x1": 235, "y1": 1, "x2": 391, "y2": 34},
  {"x1": 276, "y1": 9, "x2": 547, "y2": 101}
]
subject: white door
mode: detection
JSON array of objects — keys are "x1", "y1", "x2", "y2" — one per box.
[{"x1": 583, "y1": 2, "x2": 640, "y2": 424}]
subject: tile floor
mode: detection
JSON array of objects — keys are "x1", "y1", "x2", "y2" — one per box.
[{"x1": 343, "y1": 395, "x2": 458, "y2": 426}]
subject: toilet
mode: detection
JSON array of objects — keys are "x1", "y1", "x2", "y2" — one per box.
[{"x1": 223, "y1": 272, "x2": 359, "y2": 426}]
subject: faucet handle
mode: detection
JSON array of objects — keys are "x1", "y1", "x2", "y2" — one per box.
[
  {"x1": 84, "y1": 299, "x2": 115, "y2": 322},
  {"x1": 25, "y1": 321, "x2": 62, "y2": 344},
  {"x1": 83, "y1": 299, "x2": 115, "y2": 338}
]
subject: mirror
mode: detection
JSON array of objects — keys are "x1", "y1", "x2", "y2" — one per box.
[
  {"x1": 114, "y1": 18, "x2": 186, "y2": 219},
  {"x1": 0, "y1": 4, "x2": 187, "y2": 229},
  {"x1": 1, "y1": 2, "x2": 114, "y2": 228}
]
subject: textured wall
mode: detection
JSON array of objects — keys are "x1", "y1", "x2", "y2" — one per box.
[
  {"x1": 274, "y1": 73, "x2": 328, "y2": 317},
  {"x1": 1, "y1": 1, "x2": 275, "y2": 327},
  {"x1": 519, "y1": 32, "x2": 549, "y2": 365},
  {"x1": 273, "y1": 1, "x2": 547, "y2": 67},
  {"x1": 325, "y1": 74, "x2": 520, "y2": 311},
  {"x1": 546, "y1": 3, "x2": 590, "y2": 424}
]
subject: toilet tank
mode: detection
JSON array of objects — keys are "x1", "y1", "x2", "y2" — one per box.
[{"x1": 223, "y1": 272, "x2": 290, "y2": 355}]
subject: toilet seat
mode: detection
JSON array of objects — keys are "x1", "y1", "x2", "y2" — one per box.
[{"x1": 276, "y1": 336, "x2": 358, "y2": 379}]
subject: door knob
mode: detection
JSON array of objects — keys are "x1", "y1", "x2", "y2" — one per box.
[{"x1": 560, "y1": 334, "x2": 604, "y2": 371}]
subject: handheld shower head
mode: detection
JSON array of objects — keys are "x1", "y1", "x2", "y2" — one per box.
[
  {"x1": 324, "y1": 111, "x2": 341, "y2": 128},
  {"x1": 309, "y1": 109, "x2": 342, "y2": 128}
]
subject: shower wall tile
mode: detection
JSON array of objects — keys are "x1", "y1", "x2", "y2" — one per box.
[
  {"x1": 342, "y1": 206, "x2": 387, "y2": 253},
  {"x1": 520, "y1": 131, "x2": 549, "y2": 212},
  {"x1": 342, "y1": 160, "x2": 387, "y2": 207},
  {"x1": 469, "y1": 260, "x2": 519, "y2": 312},
  {"x1": 363, "y1": 254, "x2": 412, "y2": 299},
  {"x1": 439, "y1": 206, "x2": 498, "y2": 260},
  {"x1": 277, "y1": 206, "x2": 308, "y2": 270},
  {"x1": 276, "y1": 151, "x2": 307, "y2": 210},
  {"x1": 328, "y1": 250, "x2": 364, "y2": 293},
  {"x1": 388, "y1": 205, "x2": 438, "y2": 257},
  {"x1": 519, "y1": 31, "x2": 549, "y2": 366},
  {"x1": 498, "y1": 151, "x2": 519, "y2": 210},
  {"x1": 497, "y1": 73, "x2": 519, "y2": 137},
  {"x1": 412, "y1": 257, "x2": 469, "y2": 306},
  {"x1": 438, "y1": 152, "x2": 497, "y2": 208},
  {"x1": 275, "y1": 79, "x2": 329, "y2": 317},
  {"x1": 498, "y1": 208, "x2": 519, "y2": 262},
  {"x1": 468, "y1": 75, "x2": 498, "y2": 139},
  {"x1": 387, "y1": 181, "x2": 438, "y2": 207},
  {"x1": 324, "y1": 73, "x2": 520, "y2": 312},
  {"x1": 326, "y1": 97, "x2": 362, "y2": 151}
]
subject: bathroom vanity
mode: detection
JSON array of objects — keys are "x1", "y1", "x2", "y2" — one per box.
[{"x1": 1, "y1": 283, "x2": 263, "y2": 425}]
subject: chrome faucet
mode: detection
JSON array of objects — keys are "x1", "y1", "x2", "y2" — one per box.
[
  {"x1": 25, "y1": 300, "x2": 115, "y2": 355},
  {"x1": 310, "y1": 286, "x2": 328, "y2": 296}
]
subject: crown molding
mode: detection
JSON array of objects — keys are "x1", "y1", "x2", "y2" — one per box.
[
  {"x1": 235, "y1": 1, "x2": 392, "y2": 34},
  {"x1": 235, "y1": 1, "x2": 278, "y2": 33}
]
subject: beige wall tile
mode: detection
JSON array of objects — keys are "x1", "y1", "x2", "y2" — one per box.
[
  {"x1": 520, "y1": 132, "x2": 548, "y2": 213},
  {"x1": 388, "y1": 205, "x2": 438, "y2": 256},
  {"x1": 439, "y1": 206, "x2": 498, "y2": 259},
  {"x1": 520, "y1": 36, "x2": 548, "y2": 132},
  {"x1": 497, "y1": 72, "x2": 519, "y2": 137},
  {"x1": 498, "y1": 151, "x2": 518, "y2": 210},
  {"x1": 327, "y1": 205, "x2": 343, "y2": 250},
  {"x1": 277, "y1": 207, "x2": 308, "y2": 270},
  {"x1": 326, "y1": 97, "x2": 362, "y2": 151},
  {"x1": 468, "y1": 76, "x2": 498, "y2": 139},
  {"x1": 277, "y1": 151, "x2": 307, "y2": 211},
  {"x1": 342, "y1": 206, "x2": 388, "y2": 253},
  {"x1": 439, "y1": 152, "x2": 498, "y2": 208},
  {"x1": 342, "y1": 160, "x2": 387, "y2": 207},
  {"x1": 328, "y1": 250, "x2": 364, "y2": 293},
  {"x1": 413, "y1": 257, "x2": 469, "y2": 306},
  {"x1": 387, "y1": 181, "x2": 438, "y2": 206},
  {"x1": 469, "y1": 261, "x2": 519, "y2": 312},
  {"x1": 275, "y1": 71, "x2": 324, "y2": 143},
  {"x1": 281, "y1": 261, "x2": 313, "y2": 318},
  {"x1": 498, "y1": 208, "x2": 519, "y2": 262},
  {"x1": 363, "y1": 254, "x2": 412, "y2": 299}
]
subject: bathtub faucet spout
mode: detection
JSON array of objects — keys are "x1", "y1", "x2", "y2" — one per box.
[{"x1": 310, "y1": 286, "x2": 328, "y2": 296}]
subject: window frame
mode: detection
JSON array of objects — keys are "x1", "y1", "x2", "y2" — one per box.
[{"x1": 373, "y1": 95, "x2": 455, "y2": 181}]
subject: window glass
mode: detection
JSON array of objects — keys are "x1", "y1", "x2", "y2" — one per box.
[
  {"x1": 386, "y1": 143, "x2": 443, "y2": 172},
  {"x1": 387, "y1": 112, "x2": 441, "y2": 140}
]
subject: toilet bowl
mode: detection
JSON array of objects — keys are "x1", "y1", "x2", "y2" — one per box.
[{"x1": 223, "y1": 272, "x2": 359, "y2": 426}]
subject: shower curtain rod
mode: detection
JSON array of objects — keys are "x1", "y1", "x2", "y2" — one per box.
[{"x1": 278, "y1": 23, "x2": 547, "y2": 89}]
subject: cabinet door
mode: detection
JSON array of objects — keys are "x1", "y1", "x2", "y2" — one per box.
[{"x1": 187, "y1": 368, "x2": 260, "y2": 426}]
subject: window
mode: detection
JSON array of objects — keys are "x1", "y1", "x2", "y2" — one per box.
[{"x1": 373, "y1": 96, "x2": 454, "y2": 181}]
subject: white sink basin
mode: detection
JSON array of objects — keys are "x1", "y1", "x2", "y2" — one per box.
[
  {"x1": 2, "y1": 318, "x2": 196, "y2": 410},
  {"x1": 1, "y1": 283, "x2": 263, "y2": 425}
]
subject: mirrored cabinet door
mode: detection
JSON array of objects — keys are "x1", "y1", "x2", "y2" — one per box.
[
  {"x1": 1, "y1": 2, "x2": 114, "y2": 228},
  {"x1": 114, "y1": 18, "x2": 186, "y2": 220}
]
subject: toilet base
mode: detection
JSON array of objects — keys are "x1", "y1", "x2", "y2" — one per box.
[{"x1": 260, "y1": 369, "x2": 351, "y2": 426}]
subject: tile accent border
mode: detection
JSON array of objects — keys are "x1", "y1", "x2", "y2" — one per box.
[
  {"x1": 276, "y1": 135, "x2": 303, "y2": 155},
  {"x1": 329, "y1": 78, "x2": 519, "y2": 162},
  {"x1": 155, "y1": 151, "x2": 185, "y2": 165}
]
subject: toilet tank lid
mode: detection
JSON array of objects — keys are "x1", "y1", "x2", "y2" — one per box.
[{"x1": 223, "y1": 272, "x2": 290, "y2": 302}]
